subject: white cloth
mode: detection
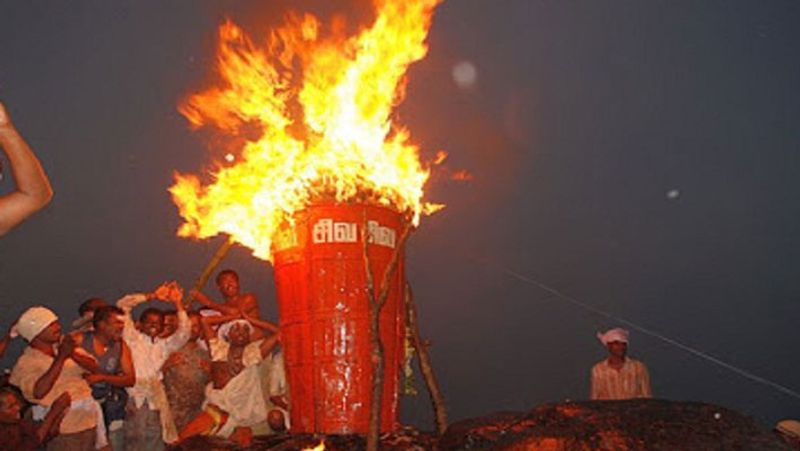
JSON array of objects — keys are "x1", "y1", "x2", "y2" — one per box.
[
  {"x1": 204, "y1": 338, "x2": 266, "y2": 437},
  {"x1": 217, "y1": 319, "x2": 253, "y2": 342},
  {"x1": 597, "y1": 327, "x2": 629, "y2": 345},
  {"x1": 9, "y1": 346, "x2": 97, "y2": 435},
  {"x1": 13, "y1": 306, "x2": 58, "y2": 341},
  {"x1": 117, "y1": 293, "x2": 190, "y2": 443}
]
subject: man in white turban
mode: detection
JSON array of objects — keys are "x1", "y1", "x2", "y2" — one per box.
[
  {"x1": 9, "y1": 306, "x2": 107, "y2": 450},
  {"x1": 590, "y1": 327, "x2": 652, "y2": 400},
  {"x1": 177, "y1": 316, "x2": 280, "y2": 447}
]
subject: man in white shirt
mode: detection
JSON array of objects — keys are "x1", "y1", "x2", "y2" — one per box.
[
  {"x1": 117, "y1": 282, "x2": 190, "y2": 449},
  {"x1": 9, "y1": 306, "x2": 104, "y2": 450}
]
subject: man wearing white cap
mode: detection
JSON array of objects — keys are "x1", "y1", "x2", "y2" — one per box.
[
  {"x1": 590, "y1": 327, "x2": 652, "y2": 400},
  {"x1": 9, "y1": 306, "x2": 105, "y2": 450}
]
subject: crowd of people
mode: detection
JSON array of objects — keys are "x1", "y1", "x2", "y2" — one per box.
[{"x1": 0, "y1": 270, "x2": 288, "y2": 450}]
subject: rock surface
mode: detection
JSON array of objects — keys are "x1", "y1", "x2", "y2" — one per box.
[
  {"x1": 170, "y1": 399, "x2": 789, "y2": 450},
  {"x1": 440, "y1": 399, "x2": 789, "y2": 450}
]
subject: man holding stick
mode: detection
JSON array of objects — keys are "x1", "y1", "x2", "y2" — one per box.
[
  {"x1": 0, "y1": 101, "x2": 53, "y2": 236},
  {"x1": 190, "y1": 269, "x2": 260, "y2": 320}
]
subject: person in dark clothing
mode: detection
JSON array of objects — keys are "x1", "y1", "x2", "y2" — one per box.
[
  {"x1": 0, "y1": 385, "x2": 70, "y2": 450},
  {"x1": 80, "y1": 305, "x2": 135, "y2": 450}
]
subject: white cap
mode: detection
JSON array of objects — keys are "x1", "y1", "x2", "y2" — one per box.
[
  {"x1": 13, "y1": 306, "x2": 59, "y2": 341},
  {"x1": 596, "y1": 328, "x2": 629, "y2": 346}
]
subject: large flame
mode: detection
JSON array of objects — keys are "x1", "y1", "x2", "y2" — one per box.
[{"x1": 170, "y1": 0, "x2": 445, "y2": 260}]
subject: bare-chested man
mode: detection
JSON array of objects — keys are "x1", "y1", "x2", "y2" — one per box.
[
  {"x1": 190, "y1": 270, "x2": 260, "y2": 319},
  {"x1": 0, "y1": 101, "x2": 53, "y2": 236}
]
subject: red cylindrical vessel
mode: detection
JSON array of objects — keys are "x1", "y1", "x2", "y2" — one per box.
[{"x1": 271, "y1": 203, "x2": 406, "y2": 433}]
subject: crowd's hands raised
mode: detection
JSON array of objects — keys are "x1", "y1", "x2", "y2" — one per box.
[
  {"x1": 149, "y1": 281, "x2": 185, "y2": 307},
  {"x1": 188, "y1": 288, "x2": 210, "y2": 305}
]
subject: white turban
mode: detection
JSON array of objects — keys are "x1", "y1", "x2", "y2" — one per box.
[
  {"x1": 12, "y1": 306, "x2": 59, "y2": 341},
  {"x1": 218, "y1": 319, "x2": 253, "y2": 341},
  {"x1": 597, "y1": 327, "x2": 629, "y2": 346}
]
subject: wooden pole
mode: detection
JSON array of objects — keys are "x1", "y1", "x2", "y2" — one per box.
[
  {"x1": 185, "y1": 236, "x2": 235, "y2": 307},
  {"x1": 405, "y1": 283, "x2": 448, "y2": 435},
  {"x1": 364, "y1": 211, "x2": 411, "y2": 451}
]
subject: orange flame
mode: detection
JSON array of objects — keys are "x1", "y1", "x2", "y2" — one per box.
[
  {"x1": 303, "y1": 441, "x2": 325, "y2": 451},
  {"x1": 169, "y1": 0, "x2": 445, "y2": 260}
]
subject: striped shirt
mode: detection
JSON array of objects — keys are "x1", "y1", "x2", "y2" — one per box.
[{"x1": 590, "y1": 357, "x2": 652, "y2": 400}]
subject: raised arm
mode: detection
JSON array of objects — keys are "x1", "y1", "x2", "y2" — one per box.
[
  {"x1": 242, "y1": 311, "x2": 279, "y2": 334},
  {"x1": 116, "y1": 293, "x2": 149, "y2": 342},
  {"x1": 163, "y1": 283, "x2": 190, "y2": 353},
  {"x1": 259, "y1": 332, "x2": 280, "y2": 359},
  {"x1": 189, "y1": 289, "x2": 238, "y2": 316},
  {"x1": 0, "y1": 102, "x2": 53, "y2": 236},
  {"x1": 33, "y1": 335, "x2": 75, "y2": 400}
]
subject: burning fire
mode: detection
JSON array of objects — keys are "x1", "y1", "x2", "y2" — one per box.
[
  {"x1": 170, "y1": 0, "x2": 445, "y2": 260},
  {"x1": 303, "y1": 441, "x2": 325, "y2": 451}
]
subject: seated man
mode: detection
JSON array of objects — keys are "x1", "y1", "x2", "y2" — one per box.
[
  {"x1": 9, "y1": 306, "x2": 105, "y2": 450},
  {"x1": 0, "y1": 385, "x2": 70, "y2": 450},
  {"x1": 178, "y1": 316, "x2": 279, "y2": 447}
]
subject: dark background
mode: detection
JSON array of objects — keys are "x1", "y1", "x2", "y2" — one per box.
[{"x1": 1, "y1": 0, "x2": 798, "y2": 429}]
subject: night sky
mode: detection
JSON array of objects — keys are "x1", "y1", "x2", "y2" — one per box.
[{"x1": 1, "y1": 0, "x2": 799, "y2": 429}]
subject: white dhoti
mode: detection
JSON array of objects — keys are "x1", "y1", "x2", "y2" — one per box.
[{"x1": 204, "y1": 365, "x2": 267, "y2": 438}]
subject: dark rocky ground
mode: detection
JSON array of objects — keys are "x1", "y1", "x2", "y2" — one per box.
[{"x1": 170, "y1": 399, "x2": 791, "y2": 450}]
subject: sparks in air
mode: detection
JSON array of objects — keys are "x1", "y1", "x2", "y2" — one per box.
[{"x1": 169, "y1": 0, "x2": 447, "y2": 260}]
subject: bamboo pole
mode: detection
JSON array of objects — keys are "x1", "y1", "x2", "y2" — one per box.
[
  {"x1": 405, "y1": 283, "x2": 448, "y2": 435},
  {"x1": 185, "y1": 236, "x2": 235, "y2": 308}
]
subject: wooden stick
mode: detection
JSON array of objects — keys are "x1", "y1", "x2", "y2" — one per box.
[
  {"x1": 405, "y1": 283, "x2": 448, "y2": 435},
  {"x1": 363, "y1": 210, "x2": 412, "y2": 451},
  {"x1": 186, "y1": 236, "x2": 235, "y2": 307}
]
